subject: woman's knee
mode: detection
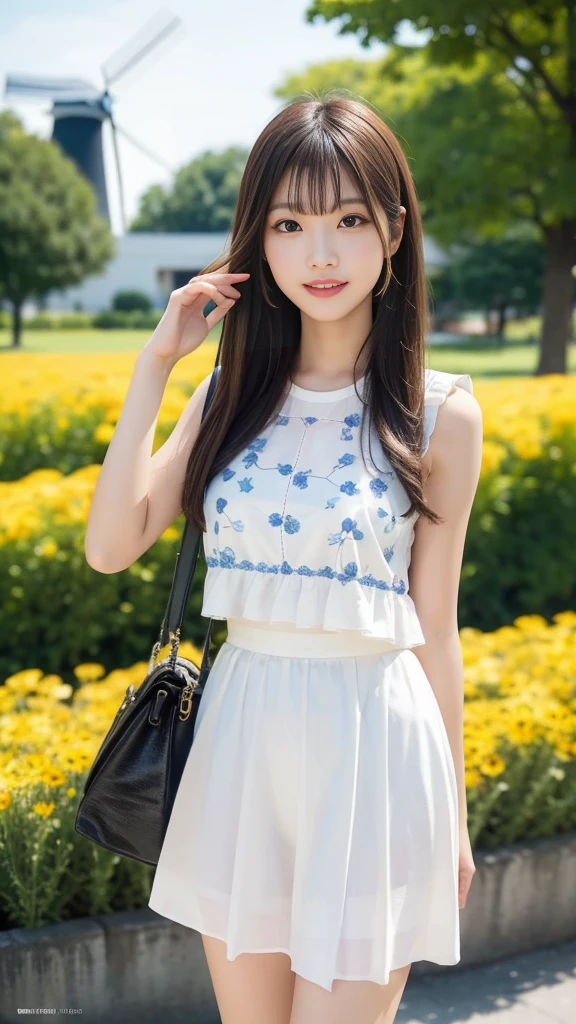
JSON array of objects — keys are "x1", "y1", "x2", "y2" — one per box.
[{"x1": 201, "y1": 934, "x2": 296, "y2": 1024}]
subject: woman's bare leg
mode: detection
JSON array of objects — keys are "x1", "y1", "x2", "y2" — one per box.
[
  {"x1": 201, "y1": 934, "x2": 296, "y2": 1024},
  {"x1": 289, "y1": 963, "x2": 412, "y2": 1024}
]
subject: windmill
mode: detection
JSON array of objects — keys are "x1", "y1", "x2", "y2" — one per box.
[{"x1": 3, "y1": 9, "x2": 184, "y2": 233}]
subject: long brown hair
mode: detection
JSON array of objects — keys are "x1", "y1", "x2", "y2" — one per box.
[{"x1": 182, "y1": 92, "x2": 442, "y2": 531}]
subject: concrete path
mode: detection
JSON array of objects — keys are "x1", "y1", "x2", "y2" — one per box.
[{"x1": 398, "y1": 940, "x2": 576, "y2": 1023}]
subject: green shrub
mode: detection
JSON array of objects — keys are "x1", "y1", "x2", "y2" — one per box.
[
  {"x1": 460, "y1": 424, "x2": 576, "y2": 632},
  {"x1": 91, "y1": 310, "x2": 160, "y2": 329},
  {"x1": 0, "y1": 511, "x2": 224, "y2": 682},
  {"x1": 111, "y1": 289, "x2": 153, "y2": 312},
  {"x1": 55, "y1": 313, "x2": 93, "y2": 330}
]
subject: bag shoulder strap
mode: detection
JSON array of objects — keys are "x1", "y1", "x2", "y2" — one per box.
[{"x1": 158, "y1": 363, "x2": 221, "y2": 648}]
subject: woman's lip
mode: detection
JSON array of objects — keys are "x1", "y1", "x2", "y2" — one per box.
[{"x1": 303, "y1": 282, "x2": 348, "y2": 297}]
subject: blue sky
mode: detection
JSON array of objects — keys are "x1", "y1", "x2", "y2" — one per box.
[{"x1": 0, "y1": 1, "x2": 421, "y2": 234}]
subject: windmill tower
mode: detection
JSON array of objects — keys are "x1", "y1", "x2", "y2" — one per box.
[{"x1": 3, "y1": 9, "x2": 183, "y2": 233}]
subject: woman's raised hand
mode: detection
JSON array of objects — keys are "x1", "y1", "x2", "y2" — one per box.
[{"x1": 141, "y1": 271, "x2": 250, "y2": 364}]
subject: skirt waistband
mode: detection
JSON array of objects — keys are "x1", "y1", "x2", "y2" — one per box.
[{"x1": 225, "y1": 618, "x2": 404, "y2": 658}]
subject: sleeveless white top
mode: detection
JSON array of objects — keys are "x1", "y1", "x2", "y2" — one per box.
[{"x1": 201, "y1": 367, "x2": 473, "y2": 645}]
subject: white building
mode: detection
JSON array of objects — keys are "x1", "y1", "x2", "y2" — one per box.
[
  {"x1": 44, "y1": 232, "x2": 232, "y2": 312},
  {"x1": 44, "y1": 231, "x2": 449, "y2": 312}
]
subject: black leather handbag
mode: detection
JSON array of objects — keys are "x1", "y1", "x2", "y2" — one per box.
[{"x1": 74, "y1": 362, "x2": 220, "y2": 867}]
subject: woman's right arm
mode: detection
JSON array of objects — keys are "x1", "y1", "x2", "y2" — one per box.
[
  {"x1": 84, "y1": 351, "x2": 213, "y2": 574},
  {"x1": 84, "y1": 270, "x2": 250, "y2": 574}
]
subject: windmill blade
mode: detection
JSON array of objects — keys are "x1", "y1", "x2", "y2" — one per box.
[
  {"x1": 114, "y1": 122, "x2": 175, "y2": 173},
  {"x1": 101, "y1": 9, "x2": 184, "y2": 89},
  {"x1": 4, "y1": 73, "x2": 100, "y2": 100},
  {"x1": 108, "y1": 115, "x2": 127, "y2": 234}
]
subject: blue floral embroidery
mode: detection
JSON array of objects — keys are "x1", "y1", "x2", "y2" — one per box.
[
  {"x1": 284, "y1": 515, "x2": 301, "y2": 534},
  {"x1": 341, "y1": 412, "x2": 360, "y2": 441},
  {"x1": 238, "y1": 437, "x2": 294, "y2": 478},
  {"x1": 377, "y1": 507, "x2": 398, "y2": 534},
  {"x1": 205, "y1": 545, "x2": 406, "y2": 592},
  {"x1": 242, "y1": 438, "x2": 269, "y2": 470},
  {"x1": 342, "y1": 561, "x2": 358, "y2": 579},
  {"x1": 370, "y1": 478, "x2": 389, "y2": 498},
  {"x1": 223, "y1": 415, "x2": 361, "y2": 487},
  {"x1": 209, "y1": 407, "x2": 378, "y2": 571},
  {"x1": 293, "y1": 470, "x2": 312, "y2": 489},
  {"x1": 291, "y1": 457, "x2": 359, "y2": 493},
  {"x1": 339, "y1": 480, "x2": 360, "y2": 496},
  {"x1": 271, "y1": 409, "x2": 361, "y2": 441},
  {"x1": 269, "y1": 513, "x2": 301, "y2": 533},
  {"x1": 328, "y1": 517, "x2": 364, "y2": 546},
  {"x1": 214, "y1": 497, "x2": 244, "y2": 532}
]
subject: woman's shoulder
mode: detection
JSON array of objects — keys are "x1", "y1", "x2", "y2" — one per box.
[
  {"x1": 422, "y1": 367, "x2": 481, "y2": 458},
  {"x1": 424, "y1": 366, "x2": 474, "y2": 406}
]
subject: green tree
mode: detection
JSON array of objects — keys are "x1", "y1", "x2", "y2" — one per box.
[
  {"x1": 0, "y1": 112, "x2": 115, "y2": 349},
  {"x1": 303, "y1": 0, "x2": 576, "y2": 374},
  {"x1": 432, "y1": 230, "x2": 546, "y2": 337},
  {"x1": 130, "y1": 146, "x2": 249, "y2": 232},
  {"x1": 275, "y1": 42, "x2": 574, "y2": 371}
]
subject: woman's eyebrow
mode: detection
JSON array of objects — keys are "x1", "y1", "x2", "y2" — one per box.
[{"x1": 268, "y1": 197, "x2": 367, "y2": 213}]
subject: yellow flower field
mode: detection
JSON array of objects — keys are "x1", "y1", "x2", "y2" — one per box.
[
  {"x1": 0, "y1": 347, "x2": 219, "y2": 420},
  {"x1": 1, "y1": 349, "x2": 575, "y2": 473}
]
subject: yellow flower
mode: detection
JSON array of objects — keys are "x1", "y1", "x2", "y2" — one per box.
[
  {"x1": 465, "y1": 767, "x2": 482, "y2": 789},
  {"x1": 162, "y1": 526, "x2": 180, "y2": 542},
  {"x1": 40, "y1": 768, "x2": 67, "y2": 787},
  {"x1": 59, "y1": 751, "x2": 93, "y2": 772},
  {"x1": 480, "y1": 440, "x2": 508, "y2": 475},
  {"x1": 38, "y1": 540, "x2": 58, "y2": 558},
  {"x1": 0, "y1": 792, "x2": 11, "y2": 811},
  {"x1": 73, "y1": 663, "x2": 106, "y2": 683},
  {"x1": 32, "y1": 801, "x2": 55, "y2": 817},
  {"x1": 66, "y1": 787, "x2": 77, "y2": 798},
  {"x1": 94, "y1": 423, "x2": 115, "y2": 444},
  {"x1": 479, "y1": 753, "x2": 506, "y2": 777},
  {"x1": 4, "y1": 668, "x2": 43, "y2": 692}
]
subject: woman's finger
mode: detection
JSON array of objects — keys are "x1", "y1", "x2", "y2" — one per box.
[{"x1": 177, "y1": 281, "x2": 234, "y2": 308}]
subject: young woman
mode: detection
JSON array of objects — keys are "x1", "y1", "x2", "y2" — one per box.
[{"x1": 85, "y1": 94, "x2": 483, "y2": 1024}]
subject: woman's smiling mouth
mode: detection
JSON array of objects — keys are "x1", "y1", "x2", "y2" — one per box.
[{"x1": 303, "y1": 280, "x2": 348, "y2": 297}]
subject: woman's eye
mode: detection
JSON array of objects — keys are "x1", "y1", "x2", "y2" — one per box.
[
  {"x1": 275, "y1": 219, "x2": 300, "y2": 233},
  {"x1": 341, "y1": 215, "x2": 365, "y2": 228},
  {"x1": 273, "y1": 214, "x2": 366, "y2": 232}
]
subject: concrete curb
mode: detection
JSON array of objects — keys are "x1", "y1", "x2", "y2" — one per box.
[{"x1": 1, "y1": 830, "x2": 575, "y2": 1023}]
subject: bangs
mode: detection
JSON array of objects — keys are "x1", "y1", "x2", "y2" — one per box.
[{"x1": 280, "y1": 138, "x2": 369, "y2": 217}]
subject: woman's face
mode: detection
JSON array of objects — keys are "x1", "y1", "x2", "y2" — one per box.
[{"x1": 263, "y1": 165, "x2": 405, "y2": 322}]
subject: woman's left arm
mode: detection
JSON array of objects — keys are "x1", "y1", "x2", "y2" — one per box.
[{"x1": 408, "y1": 382, "x2": 483, "y2": 906}]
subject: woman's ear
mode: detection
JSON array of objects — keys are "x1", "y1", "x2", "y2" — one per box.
[{"x1": 390, "y1": 206, "x2": 406, "y2": 255}]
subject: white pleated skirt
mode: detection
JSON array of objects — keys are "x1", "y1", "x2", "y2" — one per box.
[{"x1": 148, "y1": 618, "x2": 461, "y2": 993}]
